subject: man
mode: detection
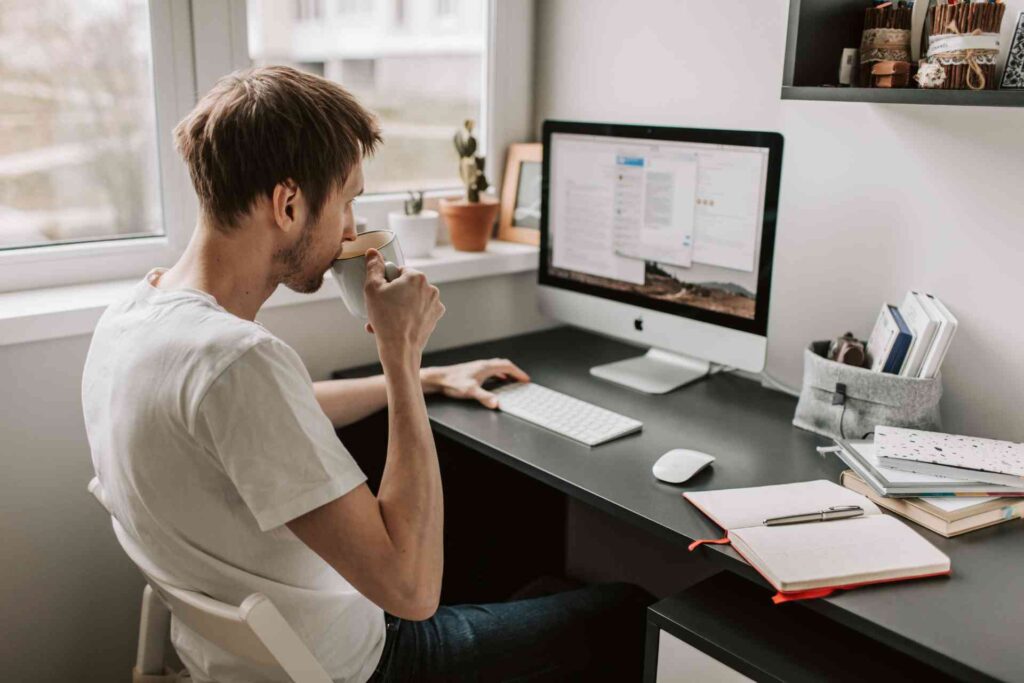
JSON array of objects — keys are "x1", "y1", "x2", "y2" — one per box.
[{"x1": 83, "y1": 66, "x2": 649, "y2": 682}]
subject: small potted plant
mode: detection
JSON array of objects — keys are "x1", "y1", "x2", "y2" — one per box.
[
  {"x1": 388, "y1": 191, "x2": 438, "y2": 258},
  {"x1": 439, "y1": 119, "x2": 499, "y2": 252}
]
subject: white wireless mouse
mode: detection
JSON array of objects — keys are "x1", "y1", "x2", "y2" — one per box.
[{"x1": 652, "y1": 449, "x2": 715, "y2": 484}]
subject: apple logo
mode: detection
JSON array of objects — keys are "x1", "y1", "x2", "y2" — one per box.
[{"x1": 634, "y1": 317, "x2": 643, "y2": 332}]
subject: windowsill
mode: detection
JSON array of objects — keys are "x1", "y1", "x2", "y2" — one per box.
[{"x1": 0, "y1": 241, "x2": 539, "y2": 348}]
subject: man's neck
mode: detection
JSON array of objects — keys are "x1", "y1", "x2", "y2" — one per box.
[{"x1": 156, "y1": 221, "x2": 278, "y2": 322}]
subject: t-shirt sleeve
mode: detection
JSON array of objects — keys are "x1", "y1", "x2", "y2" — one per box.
[{"x1": 194, "y1": 338, "x2": 367, "y2": 531}]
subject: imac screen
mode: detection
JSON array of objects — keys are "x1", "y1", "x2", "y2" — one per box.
[{"x1": 541, "y1": 124, "x2": 781, "y2": 336}]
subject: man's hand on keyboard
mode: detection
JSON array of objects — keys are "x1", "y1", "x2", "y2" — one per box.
[{"x1": 421, "y1": 359, "x2": 530, "y2": 409}]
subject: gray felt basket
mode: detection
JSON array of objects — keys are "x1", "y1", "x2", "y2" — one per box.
[{"x1": 792, "y1": 341, "x2": 942, "y2": 440}]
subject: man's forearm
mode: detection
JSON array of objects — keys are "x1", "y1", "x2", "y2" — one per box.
[
  {"x1": 314, "y1": 369, "x2": 445, "y2": 427},
  {"x1": 375, "y1": 353, "x2": 444, "y2": 612},
  {"x1": 313, "y1": 376, "x2": 388, "y2": 426}
]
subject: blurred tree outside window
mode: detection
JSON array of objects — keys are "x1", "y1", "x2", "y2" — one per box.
[
  {"x1": 0, "y1": 0, "x2": 161, "y2": 250},
  {"x1": 248, "y1": 0, "x2": 485, "y2": 195}
]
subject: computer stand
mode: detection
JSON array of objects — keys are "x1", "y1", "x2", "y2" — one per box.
[{"x1": 589, "y1": 348, "x2": 711, "y2": 394}]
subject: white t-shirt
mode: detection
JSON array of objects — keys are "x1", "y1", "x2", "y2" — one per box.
[{"x1": 82, "y1": 270, "x2": 384, "y2": 683}]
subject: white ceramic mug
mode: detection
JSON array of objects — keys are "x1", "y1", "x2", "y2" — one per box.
[{"x1": 331, "y1": 230, "x2": 404, "y2": 319}]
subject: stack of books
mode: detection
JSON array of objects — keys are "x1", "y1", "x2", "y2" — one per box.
[
  {"x1": 866, "y1": 291, "x2": 957, "y2": 377},
  {"x1": 830, "y1": 428, "x2": 1024, "y2": 537}
]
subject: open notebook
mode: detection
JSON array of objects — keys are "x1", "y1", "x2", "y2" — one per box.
[{"x1": 685, "y1": 480, "x2": 951, "y2": 603}]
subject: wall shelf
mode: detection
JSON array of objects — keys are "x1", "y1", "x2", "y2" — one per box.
[
  {"x1": 783, "y1": 0, "x2": 1023, "y2": 107},
  {"x1": 782, "y1": 86, "x2": 1024, "y2": 107}
]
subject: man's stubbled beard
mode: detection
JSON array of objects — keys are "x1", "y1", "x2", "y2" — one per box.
[{"x1": 275, "y1": 216, "x2": 325, "y2": 294}]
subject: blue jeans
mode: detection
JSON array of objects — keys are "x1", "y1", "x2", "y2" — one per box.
[{"x1": 368, "y1": 582, "x2": 652, "y2": 682}]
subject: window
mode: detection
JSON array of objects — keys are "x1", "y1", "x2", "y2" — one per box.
[
  {"x1": 297, "y1": 61, "x2": 327, "y2": 77},
  {"x1": 0, "y1": 0, "x2": 529, "y2": 295},
  {"x1": 294, "y1": 0, "x2": 325, "y2": 22},
  {"x1": 247, "y1": 0, "x2": 486, "y2": 194},
  {"x1": 0, "y1": 0, "x2": 194, "y2": 293},
  {"x1": 0, "y1": 0, "x2": 161, "y2": 251},
  {"x1": 337, "y1": 0, "x2": 373, "y2": 15}
]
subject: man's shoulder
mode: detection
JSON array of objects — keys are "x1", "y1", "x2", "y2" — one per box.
[
  {"x1": 102, "y1": 288, "x2": 277, "y2": 357},
  {"x1": 86, "y1": 288, "x2": 296, "y2": 416}
]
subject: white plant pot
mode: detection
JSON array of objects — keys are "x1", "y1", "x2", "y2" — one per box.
[{"x1": 387, "y1": 210, "x2": 439, "y2": 259}]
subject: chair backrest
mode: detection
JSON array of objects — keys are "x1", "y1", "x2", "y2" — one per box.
[{"x1": 87, "y1": 477, "x2": 333, "y2": 683}]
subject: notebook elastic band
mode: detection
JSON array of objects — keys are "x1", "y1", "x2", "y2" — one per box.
[
  {"x1": 771, "y1": 587, "x2": 837, "y2": 604},
  {"x1": 687, "y1": 537, "x2": 730, "y2": 551}
]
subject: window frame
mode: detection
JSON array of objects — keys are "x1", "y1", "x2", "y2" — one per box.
[{"x1": 0, "y1": 0, "x2": 199, "y2": 294}]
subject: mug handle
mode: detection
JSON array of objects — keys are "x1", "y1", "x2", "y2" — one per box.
[{"x1": 384, "y1": 261, "x2": 401, "y2": 282}]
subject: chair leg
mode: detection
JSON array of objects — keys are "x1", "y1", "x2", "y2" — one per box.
[{"x1": 137, "y1": 584, "x2": 171, "y2": 675}]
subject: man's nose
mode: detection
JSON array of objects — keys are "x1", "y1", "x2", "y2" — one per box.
[{"x1": 341, "y1": 215, "x2": 358, "y2": 241}]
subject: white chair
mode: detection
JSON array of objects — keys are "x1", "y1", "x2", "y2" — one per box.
[{"x1": 88, "y1": 478, "x2": 334, "y2": 683}]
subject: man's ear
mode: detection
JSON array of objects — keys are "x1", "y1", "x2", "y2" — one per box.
[{"x1": 271, "y1": 179, "x2": 302, "y2": 232}]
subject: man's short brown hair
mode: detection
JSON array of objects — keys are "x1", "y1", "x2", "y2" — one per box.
[{"x1": 174, "y1": 66, "x2": 381, "y2": 229}]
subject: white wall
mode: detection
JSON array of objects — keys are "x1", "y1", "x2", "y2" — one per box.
[
  {"x1": 535, "y1": 0, "x2": 1024, "y2": 441},
  {"x1": 0, "y1": 272, "x2": 550, "y2": 682}
]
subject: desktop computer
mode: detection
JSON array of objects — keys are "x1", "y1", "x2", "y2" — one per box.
[
  {"x1": 538, "y1": 120, "x2": 784, "y2": 394},
  {"x1": 490, "y1": 121, "x2": 783, "y2": 445}
]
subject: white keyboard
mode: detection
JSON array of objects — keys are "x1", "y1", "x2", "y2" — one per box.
[{"x1": 492, "y1": 382, "x2": 642, "y2": 447}]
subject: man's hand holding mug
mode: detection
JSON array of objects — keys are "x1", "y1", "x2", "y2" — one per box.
[{"x1": 363, "y1": 248, "x2": 445, "y2": 361}]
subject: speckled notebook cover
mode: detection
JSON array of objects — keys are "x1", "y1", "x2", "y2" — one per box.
[{"x1": 876, "y1": 426, "x2": 1024, "y2": 478}]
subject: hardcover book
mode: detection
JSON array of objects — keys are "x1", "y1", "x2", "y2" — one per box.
[
  {"x1": 876, "y1": 426, "x2": 1024, "y2": 488},
  {"x1": 841, "y1": 470, "x2": 1024, "y2": 538}
]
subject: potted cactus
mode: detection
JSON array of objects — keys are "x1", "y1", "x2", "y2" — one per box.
[
  {"x1": 439, "y1": 119, "x2": 499, "y2": 252},
  {"x1": 388, "y1": 190, "x2": 438, "y2": 258}
]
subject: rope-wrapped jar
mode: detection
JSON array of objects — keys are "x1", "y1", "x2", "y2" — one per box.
[
  {"x1": 859, "y1": 4, "x2": 912, "y2": 87},
  {"x1": 923, "y1": 3, "x2": 1007, "y2": 90}
]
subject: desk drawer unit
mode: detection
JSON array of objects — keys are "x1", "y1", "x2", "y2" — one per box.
[
  {"x1": 644, "y1": 572, "x2": 960, "y2": 683},
  {"x1": 655, "y1": 629, "x2": 752, "y2": 682}
]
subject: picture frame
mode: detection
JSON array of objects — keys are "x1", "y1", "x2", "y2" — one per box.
[
  {"x1": 498, "y1": 143, "x2": 543, "y2": 245},
  {"x1": 1000, "y1": 11, "x2": 1024, "y2": 90}
]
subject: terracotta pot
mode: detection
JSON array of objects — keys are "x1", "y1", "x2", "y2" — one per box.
[{"x1": 439, "y1": 196, "x2": 499, "y2": 252}]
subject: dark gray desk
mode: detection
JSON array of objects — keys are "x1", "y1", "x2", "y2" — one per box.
[{"x1": 358, "y1": 327, "x2": 1024, "y2": 682}]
